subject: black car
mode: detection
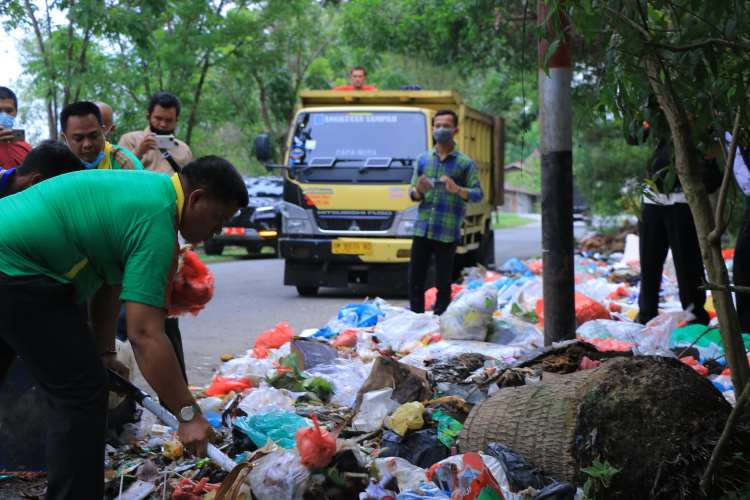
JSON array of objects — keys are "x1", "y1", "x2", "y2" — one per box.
[{"x1": 203, "y1": 176, "x2": 283, "y2": 256}]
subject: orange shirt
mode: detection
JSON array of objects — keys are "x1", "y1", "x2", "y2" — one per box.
[{"x1": 332, "y1": 85, "x2": 377, "y2": 91}]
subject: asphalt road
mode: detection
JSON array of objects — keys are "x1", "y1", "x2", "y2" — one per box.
[{"x1": 139, "y1": 221, "x2": 585, "y2": 387}]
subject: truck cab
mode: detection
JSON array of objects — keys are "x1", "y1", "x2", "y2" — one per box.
[{"x1": 258, "y1": 90, "x2": 504, "y2": 296}]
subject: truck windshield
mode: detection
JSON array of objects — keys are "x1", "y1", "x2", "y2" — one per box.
[{"x1": 287, "y1": 111, "x2": 427, "y2": 183}]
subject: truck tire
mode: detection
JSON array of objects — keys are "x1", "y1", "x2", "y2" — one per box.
[
  {"x1": 204, "y1": 240, "x2": 224, "y2": 255},
  {"x1": 296, "y1": 285, "x2": 319, "y2": 296},
  {"x1": 480, "y1": 228, "x2": 496, "y2": 267}
]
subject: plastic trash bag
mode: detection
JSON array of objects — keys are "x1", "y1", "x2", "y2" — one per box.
[
  {"x1": 204, "y1": 376, "x2": 252, "y2": 396},
  {"x1": 167, "y1": 248, "x2": 214, "y2": 317},
  {"x1": 296, "y1": 414, "x2": 337, "y2": 470},
  {"x1": 353, "y1": 388, "x2": 400, "y2": 432},
  {"x1": 387, "y1": 402, "x2": 425, "y2": 436},
  {"x1": 337, "y1": 303, "x2": 383, "y2": 328},
  {"x1": 488, "y1": 315, "x2": 544, "y2": 349},
  {"x1": 432, "y1": 410, "x2": 463, "y2": 448},
  {"x1": 248, "y1": 450, "x2": 309, "y2": 500},
  {"x1": 252, "y1": 322, "x2": 294, "y2": 358},
  {"x1": 635, "y1": 310, "x2": 693, "y2": 356},
  {"x1": 425, "y1": 284, "x2": 464, "y2": 311},
  {"x1": 332, "y1": 328, "x2": 359, "y2": 348},
  {"x1": 499, "y1": 257, "x2": 530, "y2": 274},
  {"x1": 536, "y1": 292, "x2": 610, "y2": 327},
  {"x1": 427, "y1": 452, "x2": 504, "y2": 500},
  {"x1": 441, "y1": 284, "x2": 498, "y2": 341},
  {"x1": 576, "y1": 320, "x2": 642, "y2": 343},
  {"x1": 234, "y1": 411, "x2": 310, "y2": 449},
  {"x1": 380, "y1": 429, "x2": 450, "y2": 469},
  {"x1": 219, "y1": 355, "x2": 274, "y2": 384},
  {"x1": 374, "y1": 309, "x2": 440, "y2": 352},
  {"x1": 400, "y1": 341, "x2": 523, "y2": 369},
  {"x1": 305, "y1": 357, "x2": 373, "y2": 407},
  {"x1": 374, "y1": 457, "x2": 427, "y2": 492},
  {"x1": 396, "y1": 481, "x2": 451, "y2": 499},
  {"x1": 237, "y1": 384, "x2": 295, "y2": 417}
]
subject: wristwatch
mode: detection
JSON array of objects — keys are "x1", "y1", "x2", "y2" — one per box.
[{"x1": 177, "y1": 403, "x2": 202, "y2": 423}]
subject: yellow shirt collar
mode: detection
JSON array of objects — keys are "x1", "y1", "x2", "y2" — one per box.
[{"x1": 171, "y1": 173, "x2": 185, "y2": 224}]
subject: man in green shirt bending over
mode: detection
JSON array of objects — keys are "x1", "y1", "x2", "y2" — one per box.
[{"x1": 0, "y1": 156, "x2": 248, "y2": 499}]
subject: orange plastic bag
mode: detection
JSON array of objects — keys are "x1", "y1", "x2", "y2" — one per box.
[
  {"x1": 205, "y1": 376, "x2": 252, "y2": 396},
  {"x1": 168, "y1": 248, "x2": 215, "y2": 317},
  {"x1": 252, "y1": 322, "x2": 294, "y2": 358},
  {"x1": 535, "y1": 292, "x2": 610, "y2": 327},
  {"x1": 332, "y1": 328, "x2": 358, "y2": 348},
  {"x1": 171, "y1": 478, "x2": 218, "y2": 500},
  {"x1": 424, "y1": 284, "x2": 463, "y2": 311},
  {"x1": 296, "y1": 414, "x2": 337, "y2": 470}
]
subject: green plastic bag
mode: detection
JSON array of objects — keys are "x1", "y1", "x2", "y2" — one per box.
[
  {"x1": 234, "y1": 411, "x2": 311, "y2": 449},
  {"x1": 433, "y1": 410, "x2": 463, "y2": 448},
  {"x1": 670, "y1": 324, "x2": 750, "y2": 353}
]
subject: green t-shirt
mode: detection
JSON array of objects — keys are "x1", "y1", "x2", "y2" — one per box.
[{"x1": 0, "y1": 169, "x2": 181, "y2": 307}]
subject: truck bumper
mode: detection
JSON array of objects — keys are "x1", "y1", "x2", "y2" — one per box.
[{"x1": 280, "y1": 237, "x2": 411, "y2": 290}]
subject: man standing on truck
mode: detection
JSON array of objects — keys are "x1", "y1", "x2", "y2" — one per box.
[
  {"x1": 408, "y1": 109, "x2": 483, "y2": 315},
  {"x1": 333, "y1": 66, "x2": 377, "y2": 91}
]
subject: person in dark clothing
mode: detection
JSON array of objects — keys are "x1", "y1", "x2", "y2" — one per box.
[
  {"x1": 633, "y1": 129, "x2": 720, "y2": 325},
  {"x1": 728, "y1": 132, "x2": 750, "y2": 332}
]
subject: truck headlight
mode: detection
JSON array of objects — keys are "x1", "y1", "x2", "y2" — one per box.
[
  {"x1": 281, "y1": 202, "x2": 312, "y2": 234},
  {"x1": 395, "y1": 206, "x2": 419, "y2": 236}
]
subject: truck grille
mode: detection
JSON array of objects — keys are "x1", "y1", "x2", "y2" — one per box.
[{"x1": 315, "y1": 210, "x2": 394, "y2": 232}]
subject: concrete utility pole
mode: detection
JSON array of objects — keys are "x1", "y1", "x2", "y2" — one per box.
[{"x1": 538, "y1": 1, "x2": 575, "y2": 344}]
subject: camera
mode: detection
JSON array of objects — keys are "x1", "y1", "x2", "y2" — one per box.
[{"x1": 155, "y1": 134, "x2": 177, "y2": 150}]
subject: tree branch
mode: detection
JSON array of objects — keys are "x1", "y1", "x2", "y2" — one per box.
[
  {"x1": 709, "y1": 107, "x2": 742, "y2": 244},
  {"x1": 648, "y1": 38, "x2": 750, "y2": 53},
  {"x1": 603, "y1": 5, "x2": 651, "y2": 40}
]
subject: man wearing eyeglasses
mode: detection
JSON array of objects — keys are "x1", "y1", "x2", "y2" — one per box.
[{"x1": 60, "y1": 101, "x2": 143, "y2": 171}]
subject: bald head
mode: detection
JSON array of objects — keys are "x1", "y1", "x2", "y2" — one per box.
[{"x1": 95, "y1": 101, "x2": 116, "y2": 140}]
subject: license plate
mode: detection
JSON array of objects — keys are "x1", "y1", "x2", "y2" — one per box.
[
  {"x1": 222, "y1": 227, "x2": 245, "y2": 235},
  {"x1": 331, "y1": 241, "x2": 372, "y2": 255}
]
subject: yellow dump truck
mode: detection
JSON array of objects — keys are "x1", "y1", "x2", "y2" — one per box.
[{"x1": 255, "y1": 90, "x2": 504, "y2": 296}]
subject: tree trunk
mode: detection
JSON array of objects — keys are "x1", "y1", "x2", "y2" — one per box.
[
  {"x1": 185, "y1": 53, "x2": 211, "y2": 145},
  {"x1": 645, "y1": 56, "x2": 749, "y2": 394}
]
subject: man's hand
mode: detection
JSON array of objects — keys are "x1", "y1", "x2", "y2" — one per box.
[
  {"x1": 416, "y1": 175, "x2": 433, "y2": 195},
  {"x1": 101, "y1": 353, "x2": 130, "y2": 380},
  {"x1": 178, "y1": 415, "x2": 212, "y2": 457},
  {"x1": 441, "y1": 175, "x2": 461, "y2": 193},
  {"x1": 0, "y1": 127, "x2": 15, "y2": 143},
  {"x1": 136, "y1": 133, "x2": 157, "y2": 159}
]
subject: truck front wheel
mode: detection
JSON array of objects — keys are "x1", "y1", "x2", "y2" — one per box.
[{"x1": 296, "y1": 285, "x2": 319, "y2": 297}]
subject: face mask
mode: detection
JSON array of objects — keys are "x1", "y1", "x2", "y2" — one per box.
[
  {"x1": 82, "y1": 150, "x2": 105, "y2": 170},
  {"x1": 433, "y1": 127, "x2": 454, "y2": 145},
  {"x1": 0, "y1": 112, "x2": 15, "y2": 130},
  {"x1": 150, "y1": 125, "x2": 175, "y2": 136}
]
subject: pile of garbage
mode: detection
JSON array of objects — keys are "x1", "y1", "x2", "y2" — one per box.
[{"x1": 98, "y1": 239, "x2": 750, "y2": 499}]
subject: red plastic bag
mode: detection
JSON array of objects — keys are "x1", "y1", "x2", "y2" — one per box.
[
  {"x1": 535, "y1": 292, "x2": 609, "y2": 327},
  {"x1": 168, "y1": 249, "x2": 215, "y2": 317},
  {"x1": 424, "y1": 284, "x2": 463, "y2": 311},
  {"x1": 427, "y1": 452, "x2": 504, "y2": 500},
  {"x1": 296, "y1": 414, "x2": 337, "y2": 470},
  {"x1": 171, "y1": 478, "x2": 218, "y2": 500},
  {"x1": 680, "y1": 356, "x2": 709, "y2": 377},
  {"x1": 332, "y1": 328, "x2": 358, "y2": 348},
  {"x1": 252, "y1": 322, "x2": 294, "y2": 358},
  {"x1": 205, "y1": 375, "x2": 252, "y2": 396}
]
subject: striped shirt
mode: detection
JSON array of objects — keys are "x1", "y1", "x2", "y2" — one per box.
[{"x1": 410, "y1": 147, "x2": 483, "y2": 243}]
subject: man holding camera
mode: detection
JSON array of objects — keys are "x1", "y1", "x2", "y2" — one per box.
[
  {"x1": 119, "y1": 92, "x2": 193, "y2": 174},
  {"x1": 0, "y1": 87, "x2": 32, "y2": 169}
]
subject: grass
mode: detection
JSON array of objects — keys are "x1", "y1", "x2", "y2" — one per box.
[
  {"x1": 195, "y1": 245, "x2": 277, "y2": 264},
  {"x1": 491, "y1": 212, "x2": 536, "y2": 230}
]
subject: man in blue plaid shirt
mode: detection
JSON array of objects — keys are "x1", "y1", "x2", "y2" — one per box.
[{"x1": 409, "y1": 109, "x2": 483, "y2": 314}]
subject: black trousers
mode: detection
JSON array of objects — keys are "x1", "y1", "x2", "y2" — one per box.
[
  {"x1": 638, "y1": 202, "x2": 709, "y2": 325},
  {"x1": 117, "y1": 309, "x2": 187, "y2": 383},
  {"x1": 0, "y1": 276, "x2": 107, "y2": 500},
  {"x1": 409, "y1": 236, "x2": 457, "y2": 315},
  {"x1": 734, "y1": 201, "x2": 750, "y2": 332}
]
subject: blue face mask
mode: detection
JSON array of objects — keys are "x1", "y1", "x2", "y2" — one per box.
[
  {"x1": 82, "y1": 150, "x2": 105, "y2": 170},
  {"x1": 0, "y1": 112, "x2": 15, "y2": 130}
]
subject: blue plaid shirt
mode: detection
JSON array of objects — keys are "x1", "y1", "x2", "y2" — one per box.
[{"x1": 410, "y1": 147, "x2": 483, "y2": 243}]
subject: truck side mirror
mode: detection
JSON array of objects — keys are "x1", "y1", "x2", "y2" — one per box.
[{"x1": 254, "y1": 133, "x2": 273, "y2": 165}]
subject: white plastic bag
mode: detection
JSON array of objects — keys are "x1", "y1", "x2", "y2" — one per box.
[
  {"x1": 238, "y1": 384, "x2": 295, "y2": 417},
  {"x1": 440, "y1": 284, "x2": 498, "y2": 341},
  {"x1": 373, "y1": 309, "x2": 439, "y2": 352},
  {"x1": 635, "y1": 310, "x2": 693, "y2": 356},
  {"x1": 352, "y1": 388, "x2": 400, "y2": 432},
  {"x1": 400, "y1": 340, "x2": 523, "y2": 368},
  {"x1": 488, "y1": 315, "x2": 544, "y2": 349},
  {"x1": 304, "y1": 358, "x2": 373, "y2": 407},
  {"x1": 374, "y1": 457, "x2": 427, "y2": 492},
  {"x1": 576, "y1": 319, "x2": 643, "y2": 343},
  {"x1": 248, "y1": 450, "x2": 309, "y2": 500},
  {"x1": 219, "y1": 355, "x2": 274, "y2": 383}
]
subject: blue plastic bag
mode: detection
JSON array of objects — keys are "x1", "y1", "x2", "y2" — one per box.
[
  {"x1": 234, "y1": 411, "x2": 310, "y2": 449},
  {"x1": 337, "y1": 303, "x2": 383, "y2": 328},
  {"x1": 499, "y1": 257, "x2": 529, "y2": 274}
]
